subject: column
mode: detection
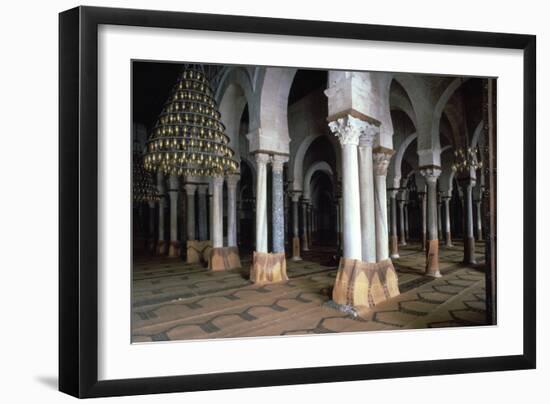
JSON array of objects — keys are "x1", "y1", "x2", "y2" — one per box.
[
  {"x1": 254, "y1": 153, "x2": 269, "y2": 253},
  {"x1": 156, "y1": 172, "x2": 166, "y2": 254},
  {"x1": 389, "y1": 190, "x2": 399, "y2": 258},
  {"x1": 398, "y1": 198, "x2": 407, "y2": 246},
  {"x1": 404, "y1": 202, "x2": 409, "y2": 241},
  {"x1": 335, "y1": 196, "x2": 342, "y2": 252},
  {"x1": 226, "y1": 174, "x2": 240, "y2": 247},
  {"x1": 208, "y1": 182, "x2": 214, "y2": 241},
  {"x1": 420, "y1": 191, "x2": 427, "y2": 251},
  {"x1": 328, "y1": 116, "x2": 363, "y2": 261},
  {"x1": 211, "y1": 177, "x2": 224, "y2": 248},
  {"x1": 462, "y1": 179, "x2": 477, "y2": 265},
  {"x1": 147, "y1": 200, "x2": 155, "y2": 253},
  {"x1": 197, "y1": 184, "x2": 208, "y2": 241},
  {"x1": 184, "y1": 184, "x2": 197, "y2": 241},
  {"x1": 373, "y1": 150, "x2": 393, "y2": 261},
  {"x1": 443, "y1": 196, "x2": 453, "y2": 247},
  {"x1": 420, "y1": 167, "x2": 442, "y2": 277},
  {"x1": 357, "y1": 130, "x2": 377, "y2": 262},
  {"x1": 437, "y1": 196, "x2": 443, "y2": 240},
  {"x1": 271, "y1": 155, "x2": 287, "y2": 253},
  {"x1": 167, "y1": 175, "x2": 179, "y2": 257},
  {"x1": 291, "y1": 192, "x2": 302, "y2": 260},
  {"x1": 301, "y1": 199, "x2": 309, "y2": 251},
  {"x1": 476, "y1": 199, "x2": 483, "y2": 241}
]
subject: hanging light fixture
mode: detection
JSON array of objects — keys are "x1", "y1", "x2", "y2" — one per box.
[
  {"x1": 451, "y1": 146, "x2": 487, "y2": 175},
  {"x1": 133, "y1": 151, "x2": 160, "y2": 203},
  {"x1": 144, "y1": 64, "x2": 238, "y2": 177}
]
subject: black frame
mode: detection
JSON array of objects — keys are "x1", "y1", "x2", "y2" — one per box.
[{"x1": 59, "y1": 5, "x2": 536, "y2": 398}]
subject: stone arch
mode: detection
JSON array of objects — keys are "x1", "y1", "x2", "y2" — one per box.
[
  {"x1": 291, "y1": 133, "x2": 322, "y2": 191},
  {"x1": 303, "y1": 161, "x2": 334, "y2": 200},
  {"x1": 389, "y1": 132, "x2": 417, "y2": 188},
  {"x1": 470, "y1": 121, "x2": 484, "y2": 148}
]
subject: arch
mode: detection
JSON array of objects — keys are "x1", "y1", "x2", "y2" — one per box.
[
  {"x1": 291, "y1": 133, "x2": 323, "y2": 191},
  {"x1": 470, "y1": 121, "x2": 484, "y2": 148},
  {"x1": 389, "y1": 132, "x2": 417, "y2": 188},
  {"x1": 303, "y1": 161, "x2": 334, "y2": 200}
]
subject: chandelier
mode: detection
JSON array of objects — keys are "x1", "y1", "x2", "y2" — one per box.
[
  {"x1": 451, "y1": 146, "x2": 486, "y2": 174},
  {"x1": 144, "y1": 65, "x2": 238, "y2": 177},
  {"x1": 133, "y1": 151, "x2": 160, "y2": 203}
]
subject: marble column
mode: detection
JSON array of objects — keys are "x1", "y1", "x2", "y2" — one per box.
[
  {"x1": 291, "y1": 192, "x2": 302, "y2": 260},
  {"x1": 420, "y1": 167, "x2": 442, "y2": 277},
  {"x1": 443, "y1": 196, "x2": 453, "y2": 247},
  {"x1": 226, "y1": 175, "x2": 240, "y2": 247},
  {"x1": 389, "y1": 190, "x2": 399, "y2": 258},
  {"x1": 398, "y1": 198, "x2": 407, "y2": 247},
  {"x1": 301, "y1": 199, "x2": 309, "y2": 251},
  {"x1": 147, "y1": 200, "x2": 155, "y2": 253},
  {"x1": 404, "y1": 203, "x2": 409, "y2": 241},
  {"x1": 420, "y1": 191, "x2": 427, "y2": 251},
  {"x1": 437, "y1": 196, "x2": 443, "y2": 240},
  {"x1": 358, "y1": 130, "x2": 377, "y2": 263},
  {"x1": 272, "y1": 155, "x2": 287, "y2": 253},
  {"x1": 373, "y1": 150, "x2": 393, "y2": 262},
  {"x1": 254, "y1": 153, "x2": 269, "y2": 253},
  {"x1": 328, "y1": 116, "x2": 363, "y2": 261},
  {"x1": 476, "y1": 199, "x2": 483, "y2": 241},
  {"x1": 167, "y1": 175, "x2": 179, "y2": 257},
  {"x1": 462, "y1": 179, "x2": 477, "y2": 265},
  {"x1": 156, "y1": 172, "x2": 166, "y2": 254},
  {"x1": 208, "y1": 183, "x2": 214, "y2": 242},
  {"x1": 184, "y1": 184, "x2": 197, "y2": 241},
  {"x1": 211, "y1": 177, "x2": 224, "y2": 248},
  {"x1": 336, "y1": 196, "x2": 342, "y2": 252},
  {"x1": 197, "y1": 184, "x2": 208, "y2": 241}
]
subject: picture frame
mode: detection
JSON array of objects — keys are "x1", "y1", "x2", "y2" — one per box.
[{"x1": 59, "y1": 5, "x2": 536, "y2": 398}]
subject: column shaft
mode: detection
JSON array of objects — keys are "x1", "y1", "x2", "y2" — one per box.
[
  {"x1": 462, "y1": 180, "x2": 476, "y2": 264},
  {"x1": 421, "y1": 167, "x2": 442, "y2": 277},
  {"x1": 373, "y1": 151, "x2": 392, "y2": 261},
  {"x1": 255, "y1": 153, "x2": 269, "y2": 253},
  {"x1": 185, "y1": 185, "x2": 196, "y2": 240},
  {"x1": 444, "y1": 197, "x2": 453, "y2": 247},
  {"x1": 197, "y1": 185, "x2": 208, "y2": 241},
  {"x1": 212, "y1": 177, "x2": 224, "y2": 248},
  {"x1": 358, "y1": 138, "x2": 377, "y2": 262},
  {"x1": 226, "y1": 175, "x2": 239, "y2": 247},
  {"x1": 271, "y1": 156, "x2": 287, "y2": 253},
  {"x1": 398, "y1": 199, "x2": 407, "y2": 246}
]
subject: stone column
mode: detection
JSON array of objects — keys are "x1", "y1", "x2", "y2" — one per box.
[
  {"x1": 357, "y1": 130, "x2": 377, "y2": 263},
  {"x1": 211, "y1": 176, "x2": 224, "y2": 249},
  {"x1": 208, "y1": 182, "x2": 214, "y2": 242},
  {"x1": 476, "y1": 199, "x2": 483, "y2": 241},
  {"x1": 462, "y1": 179, "x2": 477, "y2": 265},
  {"x1": 156, "y1": 172, "x2": 166, "y2": 254},
  {"x1": 389, "y1": 190, "x2": 399, "y2": 258},
  {"x1": 291, "y1": 192, "x2": 302, "y2": 260},
  {"x1": 271, "y1": 155, "x2": 287, "y2": 253},
  {"x1": 443, "y1": 196, "x2": 453, "y2": 247},
  {"x1": 226, "y1": 174, "x2": 240, "y2": 247},
  {"x1": 328, "y1": 116, "x2": 362, "y2": 261},
  {"x1": 373, "y1": 149, "x2": 393, "y2": 262},
  {"x1": 147, "y1": 200, "x2": 156, "y2": 253},
  {"x1": 184, "y1": 184, "x2": 197, "y2": 241},
  {"x1": 398, "y1": 198, "x2": 407, "y2": 247},
  {"x1": 404, "y1": 203, "x2": 409, "y2": 241},
  {"x1": 335, "y1": 196, "x2": 342, "y2": 252},
  {"x1": 301, "y1": 199, "x2": 309, "y2": 251},
  {"x1": 420, "y1": 167, "x2": 442, "y2": 277},
  {"x1": 167, "y1": 175, "x2": 180, "y2": 257},
  {"x1": 197, "y1": 184, "x2": 208, "y2": 241},
  {"x1": 437, "y1": 196, "x2": 443, "y2": 240},
  {"x1": 420, "y1": 191, "x2": 427, "y2": 251},
  {"x1": 254, "y1": 153, "x2": 270, "y2": 253}
]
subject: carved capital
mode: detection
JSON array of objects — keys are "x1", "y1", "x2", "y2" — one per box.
[
  {"x1": 328, "y1": 114, "x2": 373, "y2": 147},
  {"x1": 372, "y1": 151, "x2": 393, "y2": 176},
  {"x1": 213, "y1": 176, "x2": 224, "y2": 187},
  {"x1": 271, "y1": 155, "x2": 288, "y2": 173},
  {"x1": 291, "y1": 191, "x2": 302, "y2": 203},
  {"x1": 184, "y1": 184, "x2": 197, "y2": 195},
  {"x1": 254, "y1": 152, "x2": 270, "y2": 166},
  {"x1": 226, "y1": 174, "x2": 240, "y2": 190},
  {"x1": 420, "y1": 166, "x2": 442, "y2": 184}
]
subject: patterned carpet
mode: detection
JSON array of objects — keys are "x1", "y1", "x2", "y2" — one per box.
[{"x1": 132, "y1": 240, "x2": 488, "y2": 342}]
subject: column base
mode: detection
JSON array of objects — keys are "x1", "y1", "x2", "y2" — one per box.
[
  {"x1": 425, "y1": 239, "x2": 441, "y2": 277},
  {"x1": 301, "y1": 234, "x2": 309, "y2": 251},
  {"x1": 331, "y1": 257, "x2": 400, "y2": 310},
  {"x1": 250, "y1": 251, "x2": 288, "y2": 285},
  {"x1": 399, "y1": 238, "x2": 407, "y2": 246},
  {"x1": 463, "y1": 237, "x2": 477, "y2": 265},
  {"x1": 186, "y1": 240, "x2": 212, "y2": 264},
  {"x1": 156, "y1": 240, "x2": 166, "y2": 255},
  {"x1": 390, "y1": 235, "x2": 399, "y2": 259},
  {"x1": 208, "y1": 246, "x2": 242, "y2": 271},
  {"x1": 291, "y1": 237, "x2": 302, "y2": 261},
  {"x1": 168, "y1": 241, "x2": 181, "y2": 257},
  {"x1": 421, "y1": 233, "x2": 427, "y2": 251},
  {"x1": 445, "y1": 232, "x2": 453, "y2": 247}
]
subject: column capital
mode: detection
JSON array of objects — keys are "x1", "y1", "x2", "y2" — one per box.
[
  {"x1": 226, "y1": 174, "x2": 240, "y2": 189},
  {"x1": 372, "y1": 148, "x2": 394, "y2": 176},
  {"x1": 419, "y1": 166, "x2": 442, "y2": 184},
  {"x1": 328, "y1": 114, "x2": 373, "y2": 147},
  {"x1": 197, "y1": 184, "x2": 208, "y2": 194},
  {"x1": 213, "y1": 176, "x2": 224, "y2": 187},
  {"x1": 254, "y1": 152, "x2": 271, "y2": 166},
  {"x1": 359, "y1": 122, "x2": 380, "y2": 148},
  {"x1": 271, "y1": 154, "x2": 288, "y2": 173},
  {"x1": 184, "y1": 183, "x2": 197, "y2": 195},
  {"x1": 291, "y1": 191, "x2": 302, "y2": 202},
  {"x1": 167, "y1": 174, "x2": 179, "y2": 190}
]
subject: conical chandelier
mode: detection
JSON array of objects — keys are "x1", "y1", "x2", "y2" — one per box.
[
  {"x1": 133, "y1": 151, "x2": 160, "y2": 203},
  {"x1": 144, "y1": 64, "x2": 238, "y2": 177}
]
